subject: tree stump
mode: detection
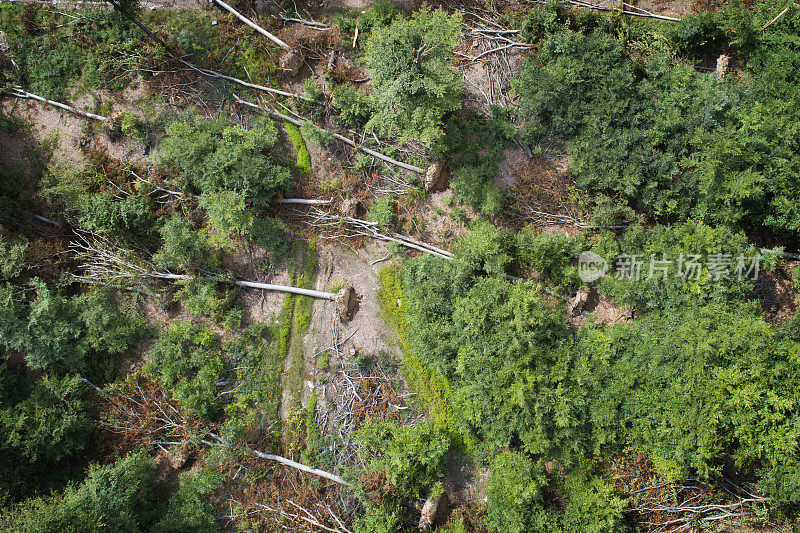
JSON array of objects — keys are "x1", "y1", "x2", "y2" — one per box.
[
  {"x1": 279, "y1": 48, "x2": 305, "y2": 76},
  {"x1": 418, "y1": 492, "x2": 448, "y2": 531},
  {"x1": 336, "y1": 284, "x2": 359, "y2": 322},
  {"x1": 424, "y1": 160, "x2": 447, "y2": 192},
  {"x1": 716, "y1": 54, "x2": 730, "y2": 79},
  {"x1": 568, "y1": 287, "x2": 592, "y2": 317}
]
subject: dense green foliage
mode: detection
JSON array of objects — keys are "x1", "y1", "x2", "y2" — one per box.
[
  {"x1": 515, "y1": 6, "x2": 800, "y2": 235},
  {"x1": 516, "y1": 227, "x2": 585, "y2": 293},
  {"x1": 401, "y1": 221, "x2": 800, "y2": 509},
  {"x1": 591, "y1": 220, "x2": 779, "y2": 311},
  {"x1": 486, "y1": 451, "x2": 554, "y2": 532},
  {"x1": 0, "y1": 283, "x2": 146, "y2": 373},
  {"x1": 159, "y1": 113, "x2": 291, "y2": 203},
  {"x1": 363, "y1": 6, "x2": 464, "y2": 143},
  {"x1": 0, "y1": 5, "x2": 280, "y2": 98},
  {"x1": 4, "y1": 453, "x2": 220, "y2": 532},
  {"x1": 356, "y1": 419, "x2": 450, "y2": 498},
  {"x1": 3, "y1": 0, "x2": 800, "y2": 530},
  {"x1": 352, "y1": 419, "x2": 451, "y2": 532},
  {"x1": 147, "y1": 320, "x2": 225, "y2": 419},
  {"x1": 0, "y1": 368, "x2": 93, "y2": 504}
]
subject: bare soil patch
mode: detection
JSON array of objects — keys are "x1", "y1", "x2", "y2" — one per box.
[{"x1": 751, "y1": 265, "x2": 798, "y2": 325}]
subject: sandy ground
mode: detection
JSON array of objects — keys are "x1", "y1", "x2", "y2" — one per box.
[
  {"x1": 634, "y1": 0, "x2": 698, "y2": 17},
  {"x1": 1, "y1": 81, "x2": 153, "y2": 167}
]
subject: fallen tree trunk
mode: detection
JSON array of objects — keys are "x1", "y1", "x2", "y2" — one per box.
[
  {"x1": 201, "y1": 432, "x2": 350, "y2": 486},
  {"x1": 251, "y1": 450, "x2": 352, "y2": 486},
  {"x1": 70, "y1": 230, "x2": 338, "y2": 300},
  {"x1": 183, "y1": 63, "x2": 308, "y2": 99},
  {"x1": 234, "y1": 279, "x2": 335, "y2": 300},
  {"x1": 5, "y1": 87, "x2": 107, "y2": 121},
  {"x1": 212, "y1": 0, "x2": 289, "y2": 49},
  {"x1": 234, "y1": 95, "x2": 425, "y2": 174},
  {"x1": 280, "y1": 198, "x2": 332, "y2": 205},
  {"x1": 563, "y1": 0, "x2": 681, "y2": 21}
]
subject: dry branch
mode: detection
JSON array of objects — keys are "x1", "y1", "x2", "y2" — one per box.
[
  {"x1": 520, "y1": 202, "x2": 629, "y2": 230},
  {"x1": 280, "y1": 16, "x2": 331, "y2": 29},
  {"x1": 302, "y1": 209, "x2": 453, "y2": 260},
  {"x1": 628, "y1": 479, "x2": 768, "y2": 532},
  {"x1": 763, "y1": 2, "x2": 795, "y2": 28}
]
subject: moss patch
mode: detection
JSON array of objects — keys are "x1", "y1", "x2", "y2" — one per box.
[{"x1": 284, "y1": 120, "x2": 311, "y2": 175}]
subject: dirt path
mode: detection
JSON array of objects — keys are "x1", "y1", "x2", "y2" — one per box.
[
  {"x1": 279, "y1": 299, "x2": 302, "y2": 423},
  {"x1": 299, "y1": 242, "x2": 400, "y2": 405}
]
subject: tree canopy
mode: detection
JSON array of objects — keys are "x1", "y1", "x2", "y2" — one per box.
[{"x1": 363, "y1": 6, "x2": 464, "y2": 144}]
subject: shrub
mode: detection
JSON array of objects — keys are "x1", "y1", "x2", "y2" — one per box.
[
  {"x1": 300, "y1": 121, "x2": 334, "y2": 147},
  {"x1": 363, "y1": 6, "x2": 463, "y2": 143},
  {"x1": 0, "y1": 236, "x2": 27, "y2": 280},
  {"x1": 79, "y1": 193, "x2": 155, "y2": 239},
  {"x1": 159, "y1": 113, "x2": 290, "y2": 202},
  {"x1": 368, "y1": 196, "x2": 396, "y2": 227},
  {"x1": 520, "y1": 0, "x2": 569, "y2": 42},
  {"x1": 147, "y1": 321, "x2": 225, "y2": 418},
  {"x1": 561, "y1": 471, "x2": 627, "y2": 532},
  {"x1": 152, "y1": 470, "x2": 221, "y2": 533},
  {"x1": 199, "y1": 189, "x2": 253, "y2": 248},
  {"x1": 435, "y1": 109, "x2": 514, "y2": 214},
  {"x1": 669, "y1": 11, "x2": 725, "y2": 59},
  {"x1": 153, "y1": 214, "x2": 214, "y2": 272},
  {"x1": 486, "y1": 451, "x2": 554, "y2": 532},
  {"x1": 515, "y1": 227, "x2": 584, "y2": 292},
  {"x1": 333, "y1": 84, "x2": 375, "y2": 129},
  {"x1": 0, "y1": 369, "x2": 93, "y2": 502},
  {"x1": 355, "y1": 419, "x2": 450, "y2": 498},
  {"x1": 8, "y1": 452, "x2": 161, "y2": 532}
]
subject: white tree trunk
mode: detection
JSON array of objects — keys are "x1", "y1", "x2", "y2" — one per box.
[
  {"x1": 251, "y1": 449, "x2": 351, "y2": 486},
  {"x1": 212, "y1": 0, "x2": 290, "y2": 49}
]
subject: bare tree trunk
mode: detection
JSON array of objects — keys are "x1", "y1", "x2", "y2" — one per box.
[
  {"x1": 251, "y1": 450, "x2": 352, "y2": 486},
  {"x1": 280, "y1": 198, "x2": 332, "y2": 205},
  {"x1": 211, "y1": 0, "x2": 290, "y2": 49},
  {"x1": 233, "y1": 279, "x2": 335, "y2": 300},
  {"x1": 5, "y1": 87, "x2": 107, "y2": 121}
]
